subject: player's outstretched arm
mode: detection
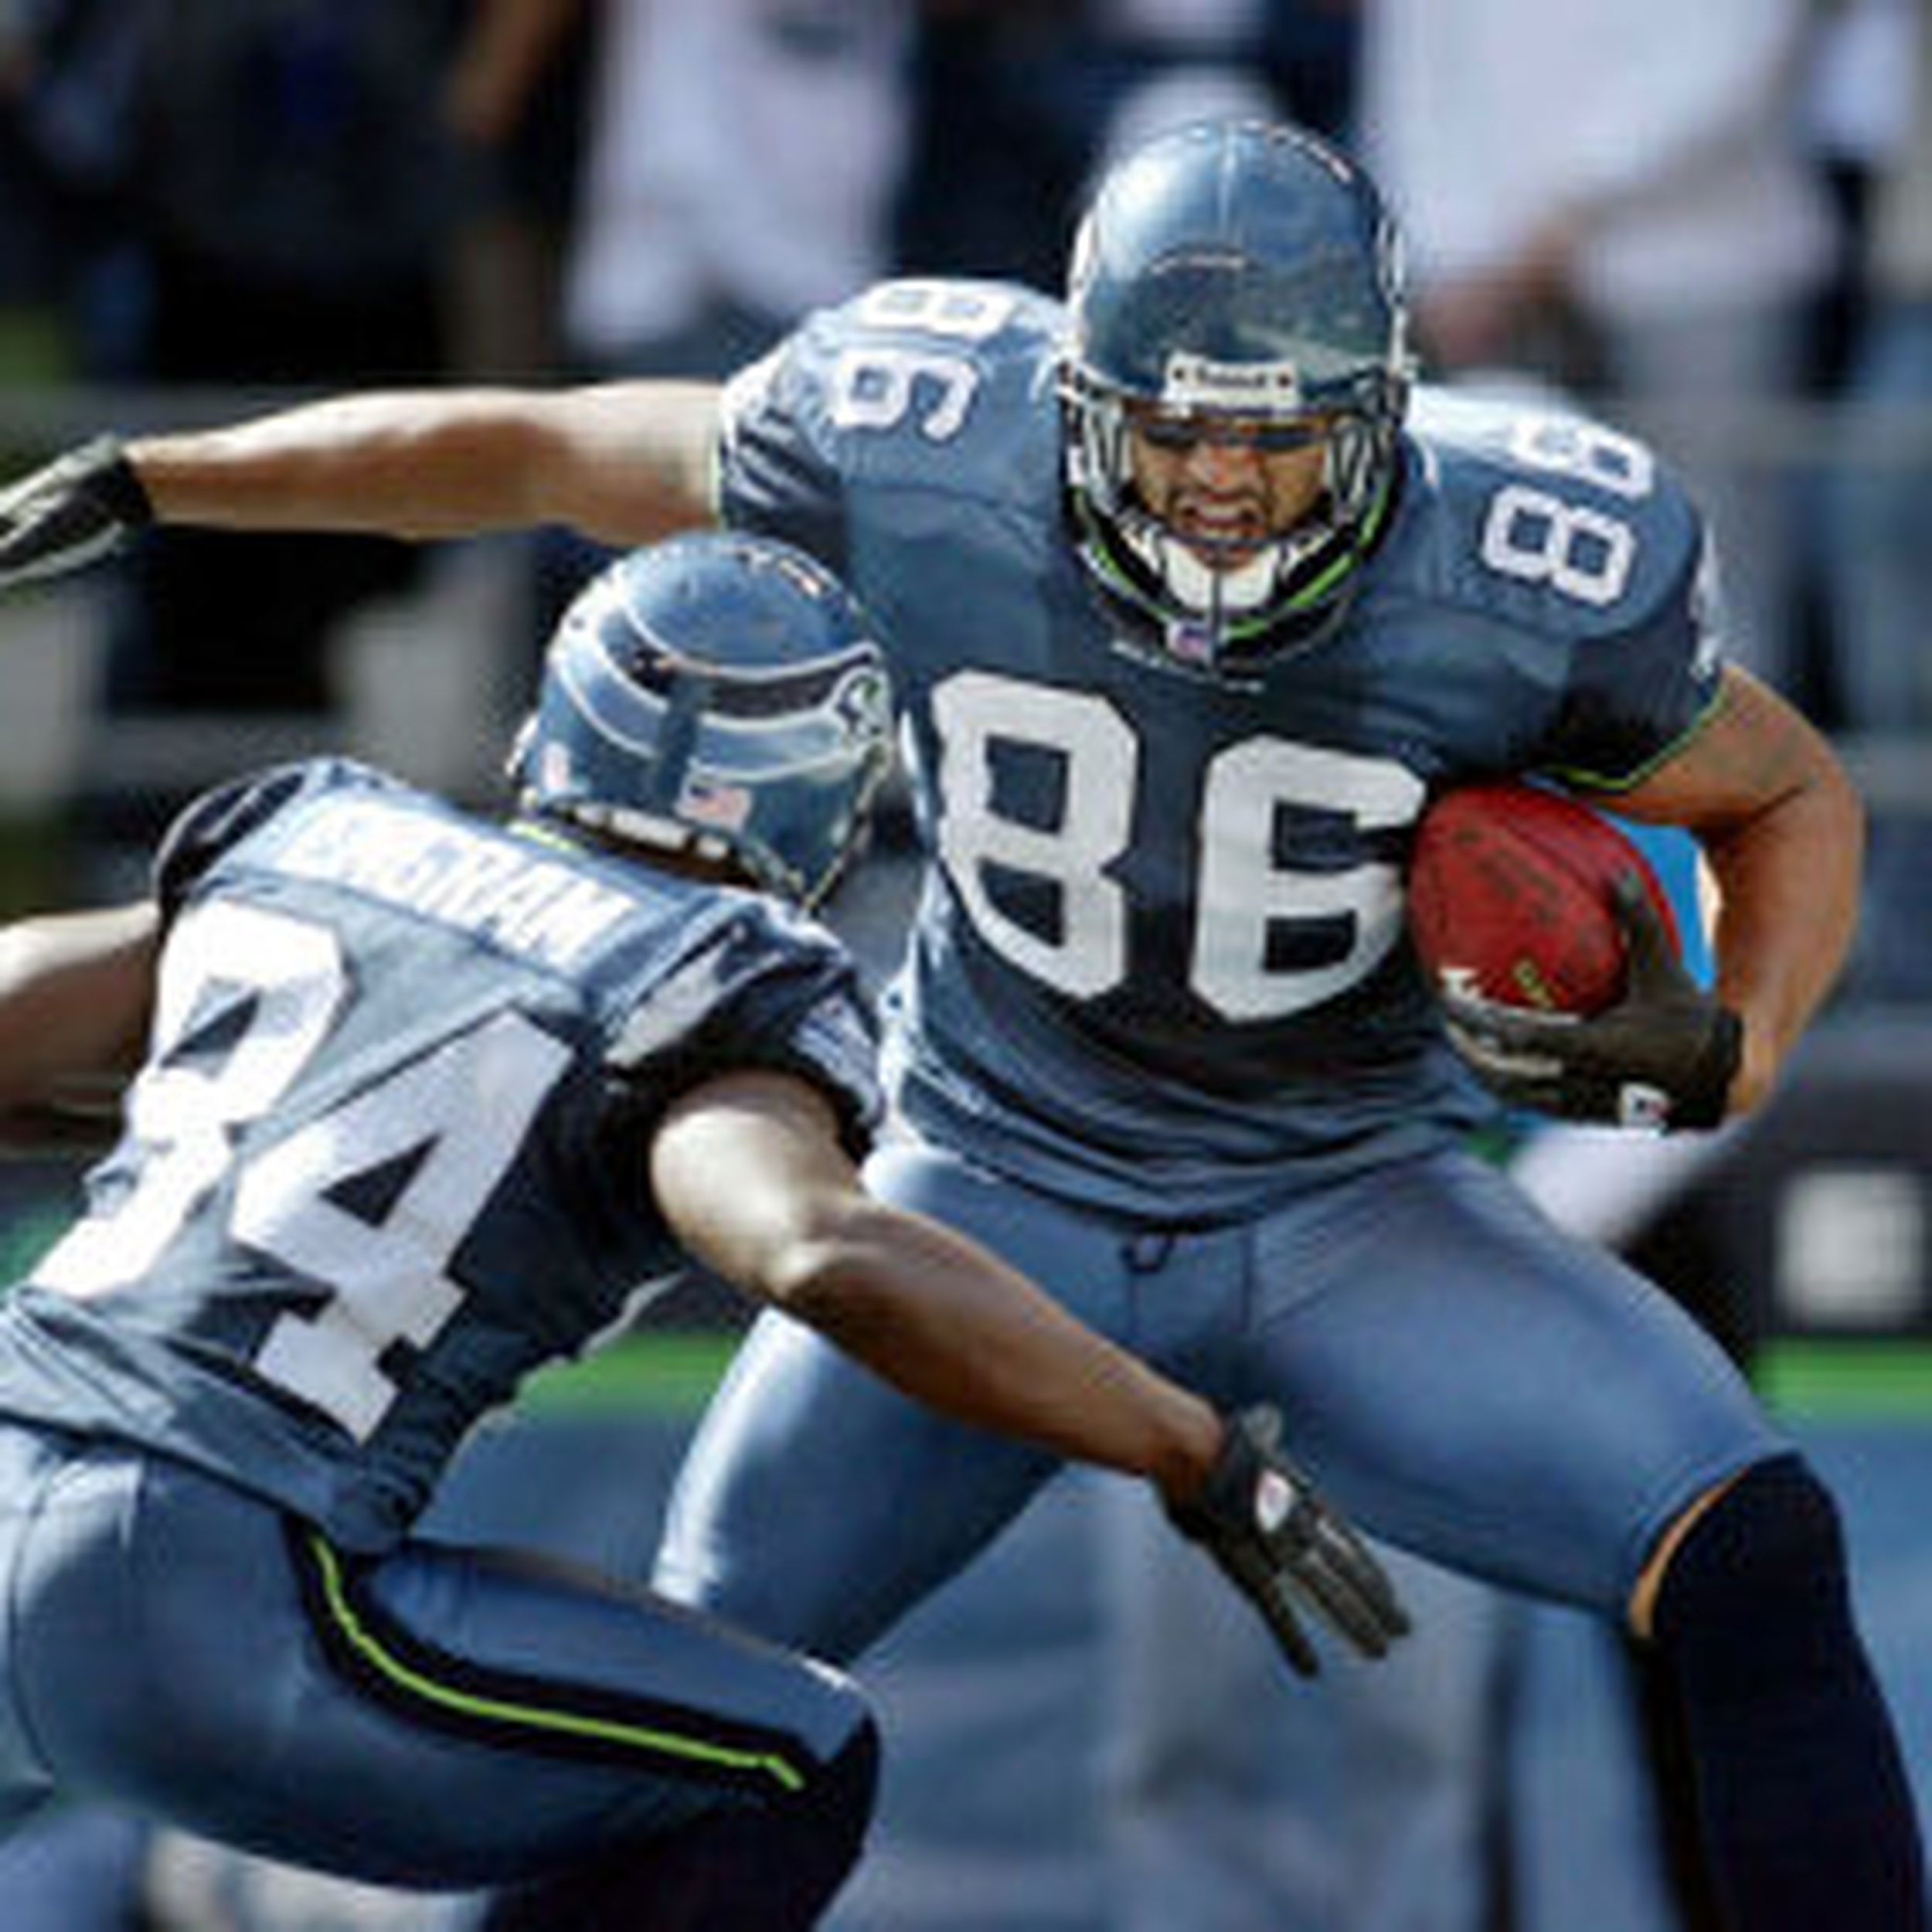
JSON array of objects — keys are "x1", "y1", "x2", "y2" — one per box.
[
  {"x1": 651, "y1": 1068, "x2": 1222, "y2": 1489},
  {"x1": 0, "y1": 903, "x2": 157, "y2": 1147},
  {"x1": 0, "y1": 382, "x2": 723, "y2": 590},
  {"x1": 650, "y1": 1067, "x2": 1411, "y2": 1673}
]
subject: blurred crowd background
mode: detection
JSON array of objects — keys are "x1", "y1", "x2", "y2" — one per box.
[
  {"x1": 0, "y1": 0, "x2": 1926, "y2": 998},
  {"x1": 0, "y1": 5, "x2": 1930, "y2": 1931}
]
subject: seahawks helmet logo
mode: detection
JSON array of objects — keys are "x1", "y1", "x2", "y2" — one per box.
[{"x1": 831, "y1": 662, "x2": 893, "y2": 743}]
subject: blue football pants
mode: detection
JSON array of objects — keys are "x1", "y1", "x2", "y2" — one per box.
[
  {"x1": 655, "y1": 1135, "x2": 1787, "y2": 1660},
  {"x1": 0, "y1": 1428, "x2": 873, "y2": 1902}
]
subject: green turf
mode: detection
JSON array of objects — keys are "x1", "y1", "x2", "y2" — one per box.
[
  {"x1": 1756, "y1": 1340, "x2": 1932, "y2": 1422},
  {"x1": 512, "y1": 1333, "x2": 1932, "y2": 1429},
  {"x1": 5, "y1": 1105, "x2": 1930, "y2": 1432},
  {"x1": 518, "y1": 1329, "x2": 738, "y2": 1419}
]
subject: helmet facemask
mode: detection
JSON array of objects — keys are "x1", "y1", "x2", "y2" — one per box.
[
  {"x1": 1063, "y1": 369, "x2": 1403, "y2": 676},
  {"x1": 1060, "y1": 120, "x2": 1413, "y2": 680}
]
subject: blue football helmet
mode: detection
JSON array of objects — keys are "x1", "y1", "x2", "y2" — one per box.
[
  {"x1": 1061, "y1": 119, "x2": 1413, "y2": 677},
  {"x1": 509, "y1": 532, "x2": 894, "y2": 907}
]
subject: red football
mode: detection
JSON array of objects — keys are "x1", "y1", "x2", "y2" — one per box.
[{"x1": 1406, "y1": 782, "x2": 1679, "y2": 1015}]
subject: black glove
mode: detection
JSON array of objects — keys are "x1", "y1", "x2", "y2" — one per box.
[
  {"x1": 0, "y1": 435, "x2": 154, "y2": 589},
  {"x1": 1439, "y1": 870, "x2": 1743, "y2": 1131},
  {"x1": 1165, "y1": 1405, "x2": 1412, "y2": 1677}
]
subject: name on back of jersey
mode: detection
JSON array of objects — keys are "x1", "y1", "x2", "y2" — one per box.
[{"x1": 277, "y1": 798, "x2": 632, "y2": 973}]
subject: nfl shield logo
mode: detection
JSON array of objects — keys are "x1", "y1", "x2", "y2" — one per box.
[{"x1": 1166, "y1": 621, "x2": 1215, "y2": 667}]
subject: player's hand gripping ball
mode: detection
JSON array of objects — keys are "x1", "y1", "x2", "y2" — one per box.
[{"x1": 1408, "y1": 782, "x2": 1743, "y2": 1131}]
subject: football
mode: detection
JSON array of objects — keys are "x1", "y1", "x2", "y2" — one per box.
[{"x1": 1406, "y1": 782, "x2": 1679, "y2": 1015}]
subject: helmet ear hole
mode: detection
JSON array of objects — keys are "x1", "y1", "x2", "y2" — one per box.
[
  {"x1": 510, "y1": 533, "x2": 895, "y2": 906},
  {"x1": 1061, "y1": 119, "x2": 1412, "y2": 676}
]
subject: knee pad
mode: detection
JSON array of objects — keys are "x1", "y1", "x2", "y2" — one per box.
[
  {"x1": 1644, "y1": 1455, "x2": 1927, "y2": 1931},
  {"x1": 476, "y1": 1716, "x2": 883, "y2": 1932},
  {"x1": 801, "y1": 1711, "x2": 881, "y2": 1869},
  {"x1": 1651, "y1": 1454, "x2": 1850, "y2": 1679},
  {"x1": 709, "y1": 1714, "x2": 879, "y2": 1931}
]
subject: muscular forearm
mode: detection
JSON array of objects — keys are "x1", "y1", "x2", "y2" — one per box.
[
  {"x1": 651, "y1": 1070, "x2": 1222, "y2": 1499},
  {"x1": 129, "y1": 391, "x2": 578, "y2": 539},
  {"x1": 1702, "y1": 764, "x2": 1862, "y2": 1110},
  {"x1": 0, "y1": 906, "x2": 156, "y2": 1115},
  {"x1": 127, "y1": 381, "x2": 721, "y2": 546},
  {"x1": 779, "y1": 1201, "x2": 1222, "y2": 1501},
  {"x1": 1624, "y1": 668, "x2": 1864, "y2": 1114}
]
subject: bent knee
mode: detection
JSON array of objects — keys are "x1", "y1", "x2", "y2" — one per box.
[
  {"x1": 806, "y1": 1709, "x2": 879, "y2": 1856},
  {"x1": 1629, "y1": 1453, "x2": 1845, "y2": 1645}
]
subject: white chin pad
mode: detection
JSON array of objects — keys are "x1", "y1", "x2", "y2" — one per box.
[{"x1": 1143, "y1": 528, "x2": 1280, "y2": 617}]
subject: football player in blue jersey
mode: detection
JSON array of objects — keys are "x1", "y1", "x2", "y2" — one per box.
[
  {"x1": 0, "y1": 528, "x2": 1405, "y2": 1930},
  {"x1": 0, "y1": 118, "x2": 1920, "y2": 1930}
]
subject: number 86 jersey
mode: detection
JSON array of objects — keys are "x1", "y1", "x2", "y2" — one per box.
[{"x1": 719, "y1": 278, "x2": 1725, "y2": 1219}]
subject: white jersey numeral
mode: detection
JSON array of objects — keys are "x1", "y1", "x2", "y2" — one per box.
[
  {"x1": 1480, "y1": 409, "x2": 1655, "y2": 607},
  {"x1": 852, "y1": 281, "x2": 1016, "y2": 342},
  {"x1": 828, "y1": 281, "x2": 1015, "y2": 444},
  {"x1": 36, "y1": 902, "x2": 348, "y2": 1296},
  {"x1": 1194, "y1": 740, "x2": 1420, "y2": 1020},
  {"x1": 34, "y1": 900, "x2": 574, "y2": 1440},
  {"x1": 926, "y1": 673, "x2": 1421, "y2": 1019},
  {"x1": 931, "y1": 674, "x2": 1134, "y2": 998},
  {"x1": 243, "y1": 1012, "x2": 570, "y2": 1440},
  {"x1": 1508, "y1": 413, "x2": 1655, "y2": 500},
  {"x1": 830, "y1": 347, "x2": 979, "y2": 443},
  {"x1": 1480, "y1": 484, "x2": 1636, "y2": 607}
]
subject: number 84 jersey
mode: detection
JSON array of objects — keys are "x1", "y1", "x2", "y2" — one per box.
[
  {"x1": 719, "y1": 278, "x2": 1724, "y2": 1219},
  {"x1": 0, "y1": 760, "x2": 879, "y2": 1550}
]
